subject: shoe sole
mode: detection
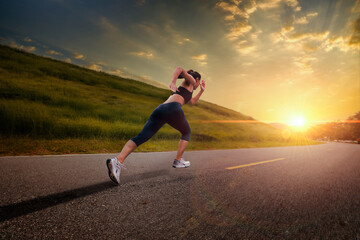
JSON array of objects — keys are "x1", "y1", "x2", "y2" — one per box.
[
  {"x1": 106, "y1": 159, "x2": 119, "y2": 185},
  {"x1": 172, "y1": 165, "x2": 190, "y2": 168}
]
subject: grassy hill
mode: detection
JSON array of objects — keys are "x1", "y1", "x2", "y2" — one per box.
[{"x1": 0, "y1": 45, "x2": 319, "y2": 155}]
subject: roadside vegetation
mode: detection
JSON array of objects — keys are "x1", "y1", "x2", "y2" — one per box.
[
  {"x1": 307, "y1": 111, "x2": 360, "y2": 143},
  {"x1": 0, "y1": 45, "x2": 320, "y2": 155}
]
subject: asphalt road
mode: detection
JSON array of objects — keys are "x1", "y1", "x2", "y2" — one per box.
[{"x1": 0, "y1": 142, "x2": 359, "y2": 239}]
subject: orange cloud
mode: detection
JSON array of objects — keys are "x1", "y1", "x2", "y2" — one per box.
[
  {"x1": 108, "y1": 69, "x2": 123, "y2": 76},
  {"x1": 293, "y1": 55, "x2": 317, "y2": 74},
  {"x1": 73, "y1": 53, "x2": 84, "y2": 59},
  {"x1": 250, "y1": 29, "x2": 263, "y2": 40},
  {"x1": 46, "y1": 50, "x2": 63, "y2": 56},
  {"x1": 130, "y1": 51, "x2": 154, "y2": 59},
  {"x1": 288, "y1": 31, "x2": 329, "y2": 42},
  {"x1": 270, "y1": 26, "x2": 294, "y2": 43},
  {"x1": 24, "y1": 37, "x2": 32, "y2": 42},
  {"x1": 192, "y1": 54, "x2": 207, "y2": 65},
  {"x1": 295, "y1": 17, "x2": 308, "y2": 24},
  {"x1": 284, "y1": 0, "x2": 299, "y2": 8},
  {"x1": 216, "y1": 1, "x2": 243, "y2": 18},
  {"x1": 226, "y1": 22, "x2": 252, "y2": 41},
  {"x1": 272, "y1": 16, "x2": 359, "y2": 54},
  {"x1": 87, "y1": 64, "x2": 102, "y2": 71},
  {"x1": 322, "y1": 35, "x2": 359, "y2": 52},
  {"x1": 177, "y1": 38, "x2": 191, "y2": 45},
  {"x1": 219, "y1": 0, "x2": 256, "y2": 19},
  {"x1": 294, "y1": 6, "x2": 301, "y2": 12},
  {"x1": 9, "y1": 41, "x2": 36, "y2": 52},
  {"x1": 215, "y1": 0, "x2": 256, "y2": 23},
  {"x1": 215, "y1": 0, "x2": 261, "y2": 56},
  {"x1": 236, "y1": 43, "x2": 256, "y2": 55},
  {"x1": 272, "y1": 27, "x2": 330, "y2": 53},
  {"x1": 257, "y1": 0, "x2": 282, "y2": 9},
  {"x1": 224, "y1": 14, "x2": 235, "y2": 21},
  {"x1": 306, "y1": 12, "x2": 318, "y2": 17},
  {"x1": 295, "y1": 12, "x2": 318, "y2": 24},
  {"x1": 257, "y1": 0, "x2": 299, "y2": 10}
]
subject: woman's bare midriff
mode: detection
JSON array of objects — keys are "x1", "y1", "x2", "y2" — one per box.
[{"x1": 163, "y1": 94, "x2": 185, "y2": 105}]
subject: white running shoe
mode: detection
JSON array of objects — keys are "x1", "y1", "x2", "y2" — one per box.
[
  {"x1": 106, "y1": 157, "x2": 125, "y2": 185},
  {"x1": 173, "y1": 158, "x2": 190, "y2": 168}
]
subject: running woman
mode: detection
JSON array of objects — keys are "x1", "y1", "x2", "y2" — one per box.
[{"x1": 106, "y1": 67, "x2": 206, "y2": 184}]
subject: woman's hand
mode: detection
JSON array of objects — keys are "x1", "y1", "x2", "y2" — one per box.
[
  {"x1": 169, "y1": 82, "x2": 177, "y2": 92},
  {"x1": 200, "y1": 79, "x2": 206, "y2": 92}
]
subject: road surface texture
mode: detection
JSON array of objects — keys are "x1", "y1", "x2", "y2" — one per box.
[{"x1": 0, "y1": 142, "x2": 359, "y2": 239}]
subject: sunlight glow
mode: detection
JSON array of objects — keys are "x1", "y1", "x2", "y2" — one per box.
[
  {"x1": 289, "y1": 116, "x2": 306, "y2": 126},
  {"x1": 288, "y1": 116, "x2": 308, "y2": 131}
]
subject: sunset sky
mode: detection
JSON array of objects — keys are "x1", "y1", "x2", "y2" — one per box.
[{"x1": 1, "y1": 0, "x2": 359, "y2": 124}]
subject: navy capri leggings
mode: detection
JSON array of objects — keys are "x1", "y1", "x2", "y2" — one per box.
[{"x1": 131, "y1": 102, "x2": 191, "y2": 146}]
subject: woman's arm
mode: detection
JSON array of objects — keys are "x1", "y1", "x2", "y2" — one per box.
[
  {"x1": 189, "y1": 80, "x2": 206, "y2": 105},
  {"x1": 169, "y1": 67, "x2": 196, "y2": 92},
  {"x1": 169, "y1": 67, "x2": 182, "y2": 92},
  {"x1": 182, "y1": 70, "x2": 196, "y2": 85}
]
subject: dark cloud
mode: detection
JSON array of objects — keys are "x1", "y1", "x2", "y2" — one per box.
[{"x1": 349, "y1": 17, "x2": 360, "y2": 46}]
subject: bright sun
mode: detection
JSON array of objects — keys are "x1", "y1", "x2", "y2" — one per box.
[{"x1": 288, "y1": 116, "x2": 307, "y2": 130}]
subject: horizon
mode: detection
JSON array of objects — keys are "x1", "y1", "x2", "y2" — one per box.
[
  {"x1": 1, "y1": 0, "x2": 359, "y2": 126},
  {"x1": 1, "y1": 43, "x2": 358, "y2": 131}
]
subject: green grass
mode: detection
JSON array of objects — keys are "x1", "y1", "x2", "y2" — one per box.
[
  {"x1": 0, "y1": 137, "x2": 319, "y2": 156},
  {"x1": 0, "y1": 45, "x2": 321, "y2": 155}
]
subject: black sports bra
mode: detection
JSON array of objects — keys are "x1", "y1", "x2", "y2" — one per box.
[{"x1": 171, "y1": 86, "x2": 193, "y2": 104}]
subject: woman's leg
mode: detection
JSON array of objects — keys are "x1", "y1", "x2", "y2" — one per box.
[
  {"x1": 176, "y1": 139, "x2": 189, "y2": 160},
  {"x1": 117, "y1": 107, "x2": 165, "y2": 164},
  {"x1": 117, "y1": 140, "x2": 137, "y2": 164},
  {"x1": 166, "y1": 106, "x2": 191, "y2": 161}
]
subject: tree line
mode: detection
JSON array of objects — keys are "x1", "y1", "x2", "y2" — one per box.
[{"x1": 307, "y1": 111, "x2": 360, "y2": 142}]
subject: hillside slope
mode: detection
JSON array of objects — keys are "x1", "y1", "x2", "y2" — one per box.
[{"x1": 0, "y1": 45, "x2": 318, "y2": 155}]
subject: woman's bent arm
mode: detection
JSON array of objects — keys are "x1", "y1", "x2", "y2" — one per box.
[
  {"x1": 189, "y1": 80, "x2": 206, "y2": 105},
  {"x1": 169, "y1": 67, "x2": 183, "y2": 92},
  {"x1": 182, "y1": 71, "x2": 196, "y2": 85},
  {"x1": 169, "y1": 67, "x2": 196, "y2": 91}
]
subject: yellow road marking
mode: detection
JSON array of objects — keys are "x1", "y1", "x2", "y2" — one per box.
[{"x1": 226, "y1": 158, "x2": 286, "y2": 170}]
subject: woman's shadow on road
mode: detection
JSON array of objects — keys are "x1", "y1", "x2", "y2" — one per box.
[{"x1": 0, "y1": 169, "x2": 172, "y2": 222}]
